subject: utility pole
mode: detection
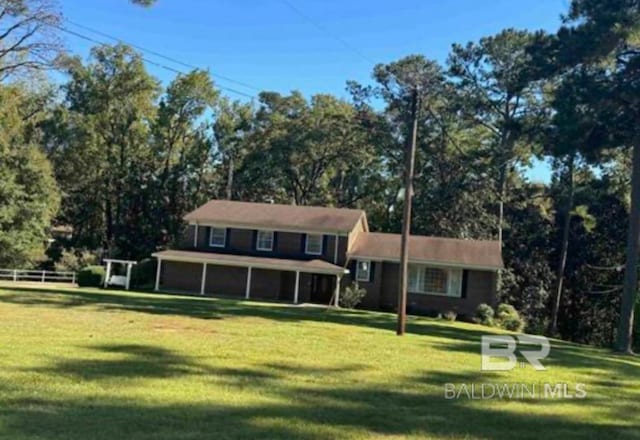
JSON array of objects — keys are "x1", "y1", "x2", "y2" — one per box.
[{"x1": 397, "y1": 87, "x2": 419, "y2": 336}]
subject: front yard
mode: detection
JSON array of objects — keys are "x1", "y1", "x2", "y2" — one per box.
[{"x1": 0, "y1": 286, "x2": 638, "y2": 439}]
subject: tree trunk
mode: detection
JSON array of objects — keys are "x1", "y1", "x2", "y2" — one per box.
[
  {"x1": 548, "y1": 154, "x2": 575, "y2": 336},
  {"x1": 617, "y1": 139, "x2": 640, "y2": 354}
]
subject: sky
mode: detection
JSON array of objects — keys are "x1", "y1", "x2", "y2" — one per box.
[{"x1": 57, "y1": 0, "x2": 569, "y2": 181}]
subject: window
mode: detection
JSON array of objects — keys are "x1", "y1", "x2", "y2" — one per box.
[
  {"x1": 256, "y1": 230, "x2": 274, "y2": 251},
  {"x1": 408, "y1": 265, "x2": 462, "y2": 297},
  {"x1": 209, "y1": 227, "x2": 226, "y2": 248},
  {"x1": 305, "y1": 234, "x2": 323, "y2": 255},
  {"x1": 356, "y1": 260, "x2": 371, "y2": 282}
]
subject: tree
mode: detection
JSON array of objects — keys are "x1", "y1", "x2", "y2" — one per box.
[
  {"x1": 550, "y1": 0, "x2": 640, "y2": 353},
  {"x1": 47, "y1": 44, "x2": 160, "y2": 258},
  {"x1": 153, "y1": 69, "x2": 218, "y2": 245},
  {"x1": 213, "y1": 98, "x2": 254, "y2": 200},
  {"x1": 448, "y1": 29, "x2": 548, "y2": 245},
  {"x1": 0, "y1": 0, "x2": 62, "y2": 80},
  {"x1": 0, "y1": 84, "x2": 59, "y2": 267}
]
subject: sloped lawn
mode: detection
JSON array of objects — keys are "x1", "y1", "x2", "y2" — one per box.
[{"x1": 0, "y1": 286, "x2": 638, "y2": 439}]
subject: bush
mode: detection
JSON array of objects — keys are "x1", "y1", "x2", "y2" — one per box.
[
  {"x1": 474, "y1": 303, "x2": 494, "y2": 326},
  {"x1": 54, "y1": 248, "x2": 100, "y2": 273},
  {"x1": 495, "y1": 303, "x2": 525, "y2": 332},
  {"x1": 339, "y1": 282, "x2": 367, "y2": 309},
  {"x1": 77, "y1": 265, "x2": 105, "y2": 287},
  {"x1": 130, "y1": 258, "x2": 157, "y2": 289},
  {"x1": 442, "y1": 310, "x2": 457, "y2": 321}
]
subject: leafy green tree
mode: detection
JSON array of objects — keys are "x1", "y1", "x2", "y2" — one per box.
[
  {"x1": 47, "y1": 44, "x2": 160, "y2": 258},
  {"x1": 0, "y1": 84, "x2": 59, "y2": 267},
  {"x1": 153, "y1": 69, "x2": 218, "y2": 245},
  {"x1": 448, "y1": 29, "x2": 548, "y2": 245}
]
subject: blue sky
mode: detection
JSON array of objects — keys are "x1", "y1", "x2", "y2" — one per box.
[{"x1": 58, "y1": 0, "x2": 568, "y2": 181}]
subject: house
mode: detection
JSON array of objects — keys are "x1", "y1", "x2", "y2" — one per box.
[{"x1": 152, "y1": 200, "x2": 503, "y2": 317}]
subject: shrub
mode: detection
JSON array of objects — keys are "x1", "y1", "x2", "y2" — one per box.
[
  {"x1": 54, "y1": 248, "x2": 100, "y2": 273},
  {"x1": 495, "y1": 303, "x2": 525, "y2": 332},
  {"x1": 77, "y1": 265, "x2": 105, "y2": 287},
  {"x1": 130, "y1": 258, "x2": 157, "y2": 289},
  {"x1": 442, "y1": 310, "x2": 457, "y2": 322},
  {"x1": 474, "y1": 303, "x2": 494, "y2": 326},
  {"x1": 339, "y1": 282, "x2": 367, "y2": 309}
]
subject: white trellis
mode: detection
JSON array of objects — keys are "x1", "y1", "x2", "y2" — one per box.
[{"x1": 103, "y1": 259, "x2": 137, "y2": 290}]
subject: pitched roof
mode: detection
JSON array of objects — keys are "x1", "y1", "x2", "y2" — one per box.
[
  {"x1": 152, "y1": 250, "x2": 348, "y2": 275},
  {"x1": 348, "y1": 232, "x2": 503, "y2": 270},
  {"x1": 184, "y1": 200, "x2": 366, "y2": 234}
]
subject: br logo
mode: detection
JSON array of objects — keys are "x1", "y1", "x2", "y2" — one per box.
[{"x1": 481, "y1": 335, "x2": 550, "y2": 371}]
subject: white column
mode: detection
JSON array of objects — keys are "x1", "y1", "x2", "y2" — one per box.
[
  {"x1": 335, "y1": 275, "x2": 342, "y2": 307},
  {"x1": 193, "y1": 223, "x2": 199, "y2": 248},
  {"x1": 200, "y1": 263, "x2": 207, "y2": 295},
  {"x1": 293, "y1": 270, "x2": 300, "y2": 304},
  {"x1": 125, "y1": 264, "x2": 133, "y2": 290},
  {"x1": 154, "y1": 259, "x2": 162, "y2": 291},
  {"x1": 245, "y1": 266, "x2": 252, "y2": 299},
  {"x1": 104, "y1": 261, "x2": 112, "y2": 288},
  {"x1": 334, "y1": 234, "x2": 339, "y2": 264}
]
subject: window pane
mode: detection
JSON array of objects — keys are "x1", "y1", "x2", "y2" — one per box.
[
  {"x1": 257, "y1": 231, "x2": 273, "y2": 250},
  {"x1": 305, "y1": 234, "x2": 323, "y2": 254},
  {"x1": 210, "y1": 228, "x2": 226, "y2": 247},
  {"x1": 356, "y1": 260, "x2": 371, "y2": 282},
  {"x1": 448, "y1": 269, "x2": 462, "y2": 297},
  {"x1": 423, "y1": 268, "x2": 448, "y2": 294}
]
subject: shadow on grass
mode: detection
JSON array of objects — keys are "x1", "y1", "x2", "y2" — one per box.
[
  {"x1": 3, "y1": 355, "x2": 639, "y2": 439},
  {"x1": 1, "y1": 286, "x2": 638, "y2": 377}
]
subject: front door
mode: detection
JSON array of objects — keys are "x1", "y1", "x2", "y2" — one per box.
[{"x1": 310, "y1": 274, "x2": 333, "y2": 304}]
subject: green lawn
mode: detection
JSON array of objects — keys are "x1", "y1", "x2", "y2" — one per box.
[{"x1": 0, "y1": 286, "x2": 638, "y2": 439}]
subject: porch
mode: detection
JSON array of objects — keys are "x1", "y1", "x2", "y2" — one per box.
[{"x1": 151, "y1": 250, "x2": 348, "y2": 306}]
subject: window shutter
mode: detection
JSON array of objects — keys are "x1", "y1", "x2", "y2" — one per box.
[
  {"x1": 461, "y1": 270, "x2": 468, "y2": 298},
  {"x1": 225, "y1": 228, "x2": 231, "y2": 249},
  {"x1": 301, "y1": 234, "x2": 307, "y2": 254},
  {"x1": 369, "y1": 261, "x2": 375, "y2": 282}
]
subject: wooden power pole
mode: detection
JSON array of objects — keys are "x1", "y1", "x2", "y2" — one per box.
[{"x1": 397, "y1": 87, "x2": 419, "y2": 336}]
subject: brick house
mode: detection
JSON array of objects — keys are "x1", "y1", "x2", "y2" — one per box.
[{"x1": 152, "y1": 200, "x2": 502, "y2": 317}]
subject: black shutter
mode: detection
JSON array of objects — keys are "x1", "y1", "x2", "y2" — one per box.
[
  {"x1": 322, "y1": 235, "x2": 328, "y2": 257},
  {"x1": 461, "y1": 270, "x2": 469, "y2": 299},
  {"x1": 369, "y1": 261, "x2": 375, "y2": 282},
  {"x1": 225, "y1": 228, "x2": 231, "y2": 250},
  {"x1": 273, "y1": 231, "x2": 278, "y2": 252},
  {"x1": 348, "y1": 260, "x2": 357, "y2": 283},
  {"x1": 301, "y1": 233, "x2": 307, "y2": 254},
  {"x1": 252, "y1": 230, "x2": 258, "y2": 251}
]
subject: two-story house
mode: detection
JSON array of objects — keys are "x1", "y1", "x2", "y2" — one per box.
[{"x1": 151, "y1": 200, "x2": 503, "y2": 317}]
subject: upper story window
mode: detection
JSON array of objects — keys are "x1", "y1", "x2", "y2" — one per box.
[
  {"x1": 305, "y1": 234, "x2": 323, "y2": 255},
  {"x1": 256, "y1": 230, "x2": 274, "y2": 251},
  {"x1": 209, "y1": 227, "x2": 227, "y2": 248},
  {"x1": 409, "y1": 265, "x2": 462, "y2": 297},
  {"x1": 356, "y1": 259, "x2": 371, "y2": 282}
]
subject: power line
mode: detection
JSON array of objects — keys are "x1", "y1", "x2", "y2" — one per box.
[
  {"x1": 53, "y1": 24, "x2": 255, "y2": 99},
  {"x1": 279, "y1": 0, "x2": 376, "y2": 65},
  {"x1": 63, "y1": 18, "x2": 261, "y2": 93}
]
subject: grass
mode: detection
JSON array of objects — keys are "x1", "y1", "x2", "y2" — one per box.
[{"x1": 0, "y1": 285, "x2": 638, "y2": 439}]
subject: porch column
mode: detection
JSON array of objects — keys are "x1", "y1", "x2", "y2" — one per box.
[
  {"x1": 154, "y1": 259, "x2": 162, "y2": 291},
  {"x1": 200, "y1": 263, "x2": 207, "y2": 295},
  {"x1": 104, "y1": 260, "x2": 112, "y2": 288},
  {"x1": 245, "y1": 266, "x2": 252, "y2": 299},
  {"x1": 293, "y1": 270, "x2": 300, "y2": 304},
  {"x1": 334, "y1": 274, "x2": 342, "y2": 307},
  {"x1": 193, "y1": 223, "x2": 199, "y2": 248},
  {"x1": 334, "y1": 234, "x2": 339, "y2": 264},
  {"x1": 125, "y1": 263, "x2": 133, "y2": 290}
]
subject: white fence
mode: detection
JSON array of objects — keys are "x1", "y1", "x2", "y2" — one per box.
[{"x1": 0, "y1": 269, "x2": 76, "y2": 284}]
